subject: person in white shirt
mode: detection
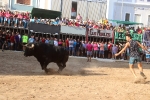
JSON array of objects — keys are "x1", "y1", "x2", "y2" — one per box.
[
  {"x1": 69, "y1": 38, "x2": 74, "y2": 56},
  {"x1": 54, "y1": 38, "x2": 58, "y2": 46}
]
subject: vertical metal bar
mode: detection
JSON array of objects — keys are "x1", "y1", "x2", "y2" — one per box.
[{"x1": 121, "y1": 0, "x2": 123, "y2": 20}]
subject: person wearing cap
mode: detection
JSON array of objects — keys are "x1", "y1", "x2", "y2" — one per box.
[{"x1": 115, "y1": 34, "x2": 150, "y2": 83}]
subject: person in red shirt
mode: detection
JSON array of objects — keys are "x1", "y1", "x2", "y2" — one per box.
[
  {"x1": 10, "y1": 32, "x2": 15, "y2": 50},
  {"x1": 65, "y1": 38, "x2": 69, "y2": 51},
  {"x1": 58, "y1": 39, "x2": 62, "y2": 46},
  {"x1": 108, "y1": 41, "x2": 113, "y2": 59},
  {"x1": 42, "y1": 37, "x2": 46, "y2": 43},
  {"x1": 4, "y1": 10, "x2": 11, "y2": 26},
  {"x1": 86, "y1": 41, "x2": 93, "y2": 62}
]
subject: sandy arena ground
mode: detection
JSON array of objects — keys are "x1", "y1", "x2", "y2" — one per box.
[{"x1": 0, "y1": 51, "x2": 150, "y2": 100}]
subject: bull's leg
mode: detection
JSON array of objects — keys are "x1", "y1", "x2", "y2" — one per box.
[
  {"x1": 57, "y1": 63, "x2": 66, "y2": 73},
  {"x1": 43, "y1": 62, "x2": 49, "y2": 74},
  {"x1": 39, "y1": 62, "x2": 44, "y2": 70},
  {"x1": 57, "y1": 63, "x2": 64, "y2": 73}
]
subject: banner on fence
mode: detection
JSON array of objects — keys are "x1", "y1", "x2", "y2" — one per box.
[
  {"x1": 28, "y1": 22, "x2": 61, "y2": 33},
  {"x1": 115, "y1": 32, "x2": 143, "y2": 42},
  {"x1": 88, "y1": 29, "x2": 113, "y2": 38},
  {"x1": 61, "y1": 26, "x2": 86, "y2": 35}
]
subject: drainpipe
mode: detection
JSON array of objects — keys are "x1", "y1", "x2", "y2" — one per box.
[
  {"x1": 60, "y1": 0, "x2": 63, "y2": 18},
  {"x1": 9, "y1": 0, "x2": 12, "y2": 10}
]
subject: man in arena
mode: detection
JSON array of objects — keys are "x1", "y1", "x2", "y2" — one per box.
[{"x1": 115, "y1": 34, "x2": 150, "y2": 82}]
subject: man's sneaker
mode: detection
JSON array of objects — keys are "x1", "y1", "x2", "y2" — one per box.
[
  {"x1": 2, "y1": 50, "x2": 4, "y2": 52},
  {"x1": 140, "y1": 72, "x2": 147, "y2": 79}
]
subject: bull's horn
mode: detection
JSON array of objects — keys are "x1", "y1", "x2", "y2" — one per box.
[{"x1": 31, "y1": 44, "x2": 34, "y2": 48}]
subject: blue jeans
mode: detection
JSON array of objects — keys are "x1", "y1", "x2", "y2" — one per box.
[
  {"x1": 0, "y1": 17, "x2": 4, "y2": 24},
  {"x1": 73, "y1": 47, "x2": 76, "y2": 56},
  {"x1": 23, "y1": 19, "x2": 27, "y2": 28},
  {"x1": 129, "y1": 57, "x2": 141, "y2": 64},
  {"x1": 4, "y1": 17, "x2": 10, "y2": 25}
]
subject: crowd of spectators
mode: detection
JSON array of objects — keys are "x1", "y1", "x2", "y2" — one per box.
[
  {"x1": 0, "y1": 29, "x2": 148, "y2": 62},
  {"x1": 0, "y1": 9, "x2": 30, "y2": 28},
  {"x1": 0, "y1": 9, "x2": 145, "y2": 34}
]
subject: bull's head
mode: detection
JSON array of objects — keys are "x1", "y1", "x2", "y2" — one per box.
[{"x1": 24, "y1": 43, "x2": 35, "y2": 57}]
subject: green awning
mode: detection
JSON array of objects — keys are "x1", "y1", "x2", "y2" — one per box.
[
  {"x1": 109, "y1": 20, "x2": 143, "y2": 25},
  {"x1": 31, "y1": 8, "x2": 61, "y2": 19}
]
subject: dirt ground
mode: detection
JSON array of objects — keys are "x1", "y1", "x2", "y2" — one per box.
[{"x1": 0, "y1": 51, "x2": 150, "y2": 100}]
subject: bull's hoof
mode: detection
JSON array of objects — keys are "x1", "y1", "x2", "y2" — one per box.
[
  {"x1": 44, "y1": 69, "x2": 49, "y2": 74},
  {"x1": 57, "y1": 70, "x2": 62, "y2": 74}
]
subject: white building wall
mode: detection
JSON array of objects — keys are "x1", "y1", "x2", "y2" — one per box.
[
  {"x1": 0, "y1": 0, "x2": 9, "y2": 10},
  {"x1": 107, "y1": 0, "x2": 150, "y2": 26},
  {"x1": 51, "y1": 0, "x2": 107, "y2": 21},
  {"x1": 113, "y1": 3, "x2": 135, "y2": 21},
  {"x1": 134, "y1": 6, "x2": 150, "y2": 27}
]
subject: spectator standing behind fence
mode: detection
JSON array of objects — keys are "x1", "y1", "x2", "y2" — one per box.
[
  {"x1": 2, "y1": 40, "x2": 8, "y2": 52},
  {"x1": 76, "y1": 39, "x2": 81, "y2": 56},
  {"x1": 22, "y1": 33, "x2": 28, "y2": 51},
  {"x1": 93, "y1": 42, "x2": 98, "y2": 58},
  {"x1": 86, "y1": 41, "x2": 93, "y2": 62},
  {"x1": 14, "y1": 33, "x2": 19, "y2": 51},
  {"x1": 42, "y1": 37, "x2": 46, "y2": 43},
  {"x1": 104, "y1": 42, "x2": 108, "y2": 58},
  {"x1": 49, "y1": 37, "x2": 54, "y2": 45},
  {"x1": 69, "y1": 38, "x2": 74, "y2": 56},
  {"x1": 45, "y1": 37, "x2": 50, "y2": 44},
  {"x1": 58, "y1": 39, "x2": 62, "y2": 46},
  {"x1": 99, "y1": 41, "x2": 105, "y2": 58},
  {"x1": 54, "y1": 38, "x2": 58, "y2": 46},
  {"x1": 112, "y1": 44, "x2": 118, "y2": 59},
  {"x1": 62, "y1": 40, "x2": 65, "y2": 48},
  {"x1": 146, "y1": 46, "x2": 150, "y2": 64},
  {"x1": 6, "y1": 32, "x2": 11, "y2": 50},
  {"x1": 28, "y1": 35, "x2": 34, "y2": 43},
  {"x1": 108, "y1": 41, "x2": 113, "y2": 59},
  {"x1": 65, "y1": 38, "x2": 69, "y2": 51},
  {"x1": 10, "y1": 32, "x2": 14, "y2": 50},
  {"x1": 73, "y1": 39, "x2": 77, "y2": 56}
]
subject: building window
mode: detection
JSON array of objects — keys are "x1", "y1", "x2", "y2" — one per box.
[
  {"x1": 134, "y1": 14, "x2": 141, "y2": 23},
  {"x1": 125, "y1": 13, "x2": 130, "y2": 21},
  {"x1": 16, "y1": 0, "x2": 31, "y2": 5},
  {"x1": 71, "y1": 1, "x2": 77, "y2": 19}
]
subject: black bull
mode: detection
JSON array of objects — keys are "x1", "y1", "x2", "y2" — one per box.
[{"x1": 24, "y1": 43, "x2": 69, "y2": 74}]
